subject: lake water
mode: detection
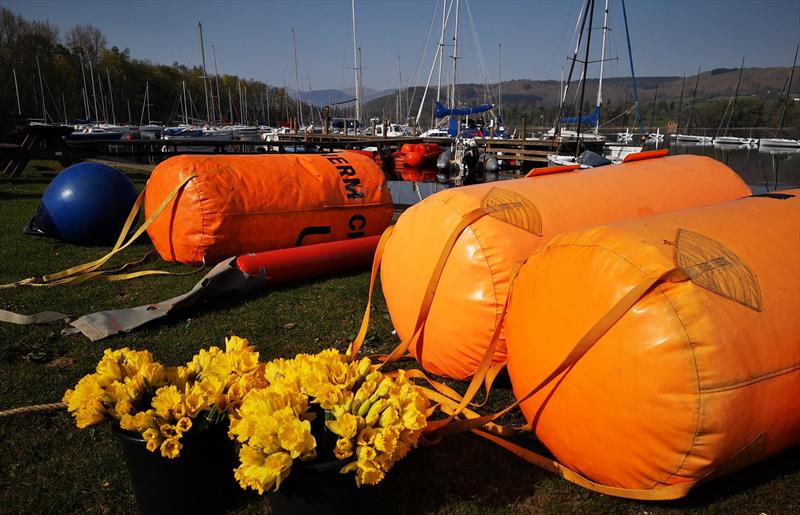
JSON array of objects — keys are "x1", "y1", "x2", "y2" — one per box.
[
  {"x1": 386, "y1": 139, "x2": 800, "y2": 205},
  {"x1": 650, "y1": 140, "x2": 800, "y2": 194}
]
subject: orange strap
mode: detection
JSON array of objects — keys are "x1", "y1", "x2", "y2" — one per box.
[
  {"x1": 349, "y1": 205, "x2": 501, "y2": 371},
  {"x1": 421, "y1": 266, "x2": 695, "y2": 500},
  {"x1": 424, "y1": 267, "x2": 689, "y2": 441},
  {"x1": 471, "y1": 429, "x2": 695, "y2": 501}
]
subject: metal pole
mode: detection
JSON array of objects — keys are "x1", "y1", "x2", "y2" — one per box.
[
  {"x1": 211, "y1": 43, "x2": 222, "y2": 123},
  {"x1": 106, "y1": 68, "x2": 116, "y2": 125},
  {"x1": 199, "y1": 22, "x2": 211, "y2": 124},
  {"x1": 575, "y1": 0, "x2": 595, "y2": 157},
  {"x1": 595, "y1": 0, "x2": 609, "y2": 133},
  {"x1": 78, "y1": 55, "x2": 90, "y2": 119},
  {"x1": 88, "y1": 58, "x2": 99, "y2": 123},
  {"x1": 266, "y1": 84, "x2": 270, "y2": 126},
  {"x1": 498, "y1": 42, "x2": 502, "y2": 123},
  {"x1": 291, "y1": 28, "x2": 304, "y2": 128},
  {"x1": 12, "y1": 68, "x2": 22, "y2": 115},
  {"x1": 36, "y1": 56, "x2": 47, "y2": 123},
  {"x1": 621, "y1": 0, "x2": 644, "y2": 134},
  {"x1": 451, "y1": 0, "x2": 460, "y2": 109},
  {"x1": 351, "y1": 0, "x2": 362, "y2": 125}
]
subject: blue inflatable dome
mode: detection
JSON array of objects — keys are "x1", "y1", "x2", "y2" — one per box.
[{"x1": 25, "y1": 162, "x2": 139, "y2": 245}]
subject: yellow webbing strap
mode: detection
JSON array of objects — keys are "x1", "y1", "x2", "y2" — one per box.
[{"x1": 0, "y1": 173, "x2": 197, "y2": 289}]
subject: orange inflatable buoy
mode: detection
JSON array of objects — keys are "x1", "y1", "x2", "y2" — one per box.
[
  {"x1": 505, "y1": 190, "x2": 800, "y2": 493},
  {"x1": 380, "y1": 155, "x2": 751, "y2": 380},
  {"x1": 145, "y1": 153, "x2": 392, "y2": 265}
]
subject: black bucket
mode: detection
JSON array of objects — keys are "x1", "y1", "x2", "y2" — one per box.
[
  {"x1": 113, "y1": 423, "x2": 241, "y2": 514},
  {"x1": 269, "y1": 458, "x2": 380, "y2": 515}
]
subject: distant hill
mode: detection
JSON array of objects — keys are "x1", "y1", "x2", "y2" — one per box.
[
  {"x1": 363, "y1": 66, "x2": 797, "y2": 129},
  {"x1": 292, "y1": 86, "x2": 394, "y2": 107}
]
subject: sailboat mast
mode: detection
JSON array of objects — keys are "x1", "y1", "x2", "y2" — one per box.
[
  {"x1": 450, "y1": 0, "x2": 460, "y2": 109},
  {"x1": 676, "y1": 74, "x2": 685, "y2": 136},
  {"x1": 716, "y1": 58, "x2": 744, "y2": 138},
  {"x1": 146, "y1": 82, "x2": 151, "y2": 124},
  {"x1": 728, "y1": 58, "x2": 745, "y2": 134},
  {"x1": 686, "y1": 67, "x2": 700, "y2": 134},
  {"x1": 199, "y1": 22, "x2": 211, "y2": 124},
  {"x1": 266, "y1": 85, "x2": 270, "y2": 126},
  {"x1": 621, "y1": 0, "x2": 643, "y2": 133},
  {"x1": 351, "y1": 0, "x2": 361, "y2": 125},
  {"x1": 649, "y1": 83, "x2": 658, "y2": 133},
  {"x1": 88, "y1": 58, "x2": 99, "y2": 122},
  {"x1": 575, "y1": 0, "x2": 595, "y2": 155},
  {"x1": 139, "y1": 81, "x2": 148, "y2": 126},
  {"x1": 182, "y1": 81, "x2": 189, "y2": 124},
  {"x1": 106, "y1": 69, "x2": 116, "y2": 125},
  {"x1": 778, "y1": 43, "x2": 799, "y2": 135},
  {"x1": 212, "y1": 43, "x2": 223, "y2": 123},
  {"x1": 553, "y1": 0, "x2": 590, "y2": 147},
  {"x1": 78, "y1": 55, "x2": 90, "y2": 119},
  {"x1": 397, "y1": 55, "x2": 402, "y2": 121},
  {"x1": 36, "y1": 56, "x2": 47, "y2": 123},
  {"x1": 12, "y1": 68, "x2": 21, "y2": 115},
  {"x1": 595, "y1": 0, "x2": 608, "y2": 133},
  {"x1": 498, "y1": 42, "x2": 502, "y2": 123},
  {"x1": 291, "y1": 28, "x2": 304, "y2": 128}
]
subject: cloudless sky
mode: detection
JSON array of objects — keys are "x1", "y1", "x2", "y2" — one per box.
[{"x1": 6, "y1": 0, "x2": 800, "y2": 92}]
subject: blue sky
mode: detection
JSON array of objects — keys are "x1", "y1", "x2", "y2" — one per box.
[{"x1": 5, "y1": 0, "x2": 800, "y2": 92}]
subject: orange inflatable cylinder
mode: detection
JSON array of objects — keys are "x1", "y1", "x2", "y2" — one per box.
[
  {"x1": 236, "y1": 236, "x2": 379, "y2": 286},
  {"x1": 505, "y1": 190, "x2": 800, "y2": 492},
  {"x1": 144, "y1": 153, "x2": 393, "y2": 264},
  {"x1": 380, "y1": 155, "x2": 751, "y2": 380}
]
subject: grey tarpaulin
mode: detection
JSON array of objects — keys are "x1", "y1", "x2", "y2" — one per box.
[{"x1": 62, "y1": 257, "x2": 264, "y2": 341}]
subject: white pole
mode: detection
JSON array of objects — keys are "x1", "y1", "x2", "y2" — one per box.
[
  {"x1": 13, "y1": 68, "x2": 22, "y2": 115},
  {"x1": 212, "y1": 43, "x2": 222, "y2": 123},
  {"x1": 106, "y1": 68, "x2": 116, "y2": 125},
  {"x1": 88, "y1": 58, "x2": 99, "y2": 122},
  {"x1": 79, "y1": 55, "x2": 90, "y2": 119},
  {"x1": 199, "y1": 22, "x2": 211, "y2": 124},
  {"x1": 596, "y1": 0, "x2": 609, "y2": 133},
  {"x1": 351, "y1": 0, "x2": 361, "y2": 125},
  {"x1": 451, "y1": 0, "x2": 460, "y2": 109},
  {"x1": 291, "y1": 28, "x2": 304, "y2": 128},
  {"x1": 36, "y1": 56, "x2": 47, "y2": 123}
]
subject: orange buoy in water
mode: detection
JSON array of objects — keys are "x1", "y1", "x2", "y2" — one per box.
[
  {"x1": 380, "y1": 154, "x2": 751, "y2": 380},
  {"x1": 145, "y1": 153, "x2": 392, "y2": 265},
  {"x1": 404, "y1": 143, "x2": 443, "y2": 167},
  {"x1": 505, "y1": 190, "x2": 800, "y2": 494}
]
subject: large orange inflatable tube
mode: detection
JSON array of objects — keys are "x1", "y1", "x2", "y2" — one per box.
[
  {"x1": 505, "y1": 190, "x2": 800, "y2": 492},
  {"x1": 145, "y1": 153, "x2": 393, "y2": 264},
  {"x1": 380, "y1": 155, "x2": 751, "y2": 380}
]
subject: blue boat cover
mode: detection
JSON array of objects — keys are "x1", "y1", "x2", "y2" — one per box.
[
  {"x1": 560, "y1": 106, "x2": 601, "y2": 126},
  {"x1": 435, "y1": 101, "x2": 494, "y2": 119}
]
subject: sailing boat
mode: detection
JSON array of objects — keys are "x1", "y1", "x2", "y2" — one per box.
[
  {"x1": 549, "y1": 0, "x2": 645, "y2": 166},
  {"x1": 714, "y1": 59, "x2": 758, "y2": 146},
  {"x1": 760, "y1": 44, "x2": 800, "y2": 149},
  {"x1": 674, "y1": 71, "x2": 713, "y2": 144}
]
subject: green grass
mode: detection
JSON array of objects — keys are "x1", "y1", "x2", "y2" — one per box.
[{"x1": 1, "y1": 161, "x2": 798, "y2": 514}]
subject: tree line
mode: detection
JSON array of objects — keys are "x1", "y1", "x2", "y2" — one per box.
[{"x1": 1, "y1": 8, "x2": 300, "y2": 126}]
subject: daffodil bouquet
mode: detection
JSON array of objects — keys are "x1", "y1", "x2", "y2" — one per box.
[
  {"x1": 229, "y1": 349, "x2": 429, "y2": 493},
  {"x1": 63, "y1": 336, "x2": 265, "y2": 459}
]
